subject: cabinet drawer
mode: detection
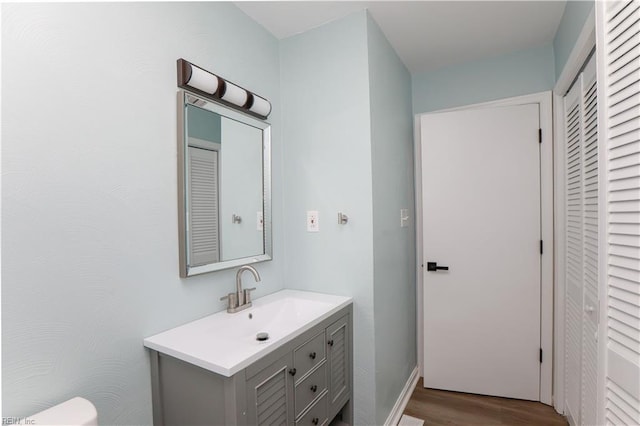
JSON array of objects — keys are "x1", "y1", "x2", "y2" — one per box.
[
  {"x1": 294, "y1": 331, "x2": 326, "y2": 378},
  {"x1": 295, "y1": 362, "x2": 327, "y2": 418},
  {"x1": 295, "y1": 392, "x2": 327, "y2": 426}
]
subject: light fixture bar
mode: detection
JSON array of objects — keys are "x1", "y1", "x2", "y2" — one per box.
[{"x1": 177, "y1": 58, "x2": 271, "y2": 119}]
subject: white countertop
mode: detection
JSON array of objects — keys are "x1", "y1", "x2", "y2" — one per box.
[{"x1": 144, "y1": 289, "x2": 352, "y2": 377}]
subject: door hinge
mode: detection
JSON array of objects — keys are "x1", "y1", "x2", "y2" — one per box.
[
  {"x1": 538, "y1": 128, "x2": 542, "y2": 144},
  {"x1": 540, "y1": 348, "x2": 543, "y2": 363},
  {"x1": 540, "y1": 240, "x2": 543, "y2": 255}
]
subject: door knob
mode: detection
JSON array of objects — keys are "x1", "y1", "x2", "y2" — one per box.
[{"x1": 427, "y1": 262, "x2": 449, "y2": 271}]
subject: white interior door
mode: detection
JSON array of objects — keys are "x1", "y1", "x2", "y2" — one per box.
[{"x1": 421, "y1": 104, "x2": 541, "y2": 401}]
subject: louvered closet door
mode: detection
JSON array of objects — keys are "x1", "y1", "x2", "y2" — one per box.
[
  {"x1": 581, "y1": 54, "x2": 599, "y2": 426},
  {"x1": 563, "y1": 52, "x2": 600, "y2": 426},
  {"x1": 564, "y1": 76, "x2": 584, "y2": 426},
  {"x1": 598, "y1": 1, "x2": 640, "y2": 425},
  {"x1": 188, "y1": 146, "x2": 220, "y2": 266}
]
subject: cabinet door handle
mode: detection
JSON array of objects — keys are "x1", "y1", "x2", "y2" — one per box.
[
  {"x1": 312, "y1": 418, "x2": 319, "y2": 425},
  {"x1": 309, "y1": 351, "x2": 316, "y2": 360},
  {"x1": 310, "y1": 385, "x2": 318, "y2": 392},
  {"x1": 328, "y1": 339, "x2": 334, "y2": 347},
  {"x1": 288, "y1": 368, "x2": 296, "y2": 376}
]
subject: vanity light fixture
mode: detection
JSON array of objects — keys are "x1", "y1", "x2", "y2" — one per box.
[
  {"x1": 220, "y1": 80, "x2": 248, "y2": 107},
  {"x1": 177, "y1": 58, "x2": 272, "y2": 119}
]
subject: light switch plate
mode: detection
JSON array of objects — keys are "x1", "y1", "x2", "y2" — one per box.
[
  {"x1": 307, "y1": 211, "x2": 319, "y2": 232},
  {"x1": 257, "y1": 211, "x2": 263, "y2": 231},
  {"x1": 400, "y1": 209, "x2": 409, "y2": 228}
]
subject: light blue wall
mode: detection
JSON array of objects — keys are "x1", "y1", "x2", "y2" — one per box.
[
  {"x1": 553, "y1": 0, "x2": 595, "y2": 80},
  {"x1": 9, "y1": 3, "x2": 570, "y2": 424},
  {"x1": 186, "y1": 105, "x2": 222, "y2": 142},
  {"x1": 1, "y1": 3, "x2": 282, "y2": 424},
  {"x1": 412, "y1": 2, "x2": 595, "y2": 114},
  {"x1": 280, "y1": 11, "x2": 378, "y2": 425},
  {"x1": 366, "y1": 14, "x2": 417, "y2": 425},
  {"x1": 219, "y1": 118, "x2": 264, "y2": 260},
  {"x1": 412, "y1": 44, "x2": 556, "y2": 114}
]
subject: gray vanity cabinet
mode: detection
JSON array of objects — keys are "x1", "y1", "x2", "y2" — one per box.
[{"x1": 149, "y1": 305, "x2": 352, "y2": 426}]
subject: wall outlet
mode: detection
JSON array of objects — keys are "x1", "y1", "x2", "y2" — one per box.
[
  {"x1": 257, "y1": 211, "x2": 263, "y2": 231},
  {"x1": 400, "y1": 209, "x2": 409, "y2": 228},
  {"x1": 307, "y1": 210, "x2": 319, "y2": 232}
]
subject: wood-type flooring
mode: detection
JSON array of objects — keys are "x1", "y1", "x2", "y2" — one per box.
[{"x1": 403, "y1": 378, "x2": 568, "y2": 425}]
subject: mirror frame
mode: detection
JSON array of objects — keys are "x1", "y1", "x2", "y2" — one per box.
[{"x1": 177, "y1": 89, "x2": 272, "y2": 277}]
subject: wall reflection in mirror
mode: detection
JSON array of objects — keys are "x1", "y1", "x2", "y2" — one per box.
[{"x1": 178, "y1": 91, "x2": 272, "y2": 277}]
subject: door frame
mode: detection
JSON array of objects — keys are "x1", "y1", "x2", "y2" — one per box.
[{"x1": 414, "y1": 90, "x2": 554, "y2": 406}]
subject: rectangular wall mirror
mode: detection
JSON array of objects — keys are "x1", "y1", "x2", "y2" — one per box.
[{"x1": 177, "y1": 90, "x2": 272, "y2": 277}]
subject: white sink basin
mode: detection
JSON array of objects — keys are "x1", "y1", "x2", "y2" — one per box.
[{"x1": 144, "y1": 289, "x2": 352, "y2": 377}]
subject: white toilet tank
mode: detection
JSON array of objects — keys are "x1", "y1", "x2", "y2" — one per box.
[{"x1": 29, "y1": 397, "x2": 98, "y2": 425}]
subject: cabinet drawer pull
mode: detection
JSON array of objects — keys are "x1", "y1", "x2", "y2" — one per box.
[
  {"x1": 310, "y1": 384, "x2": 318, "y2": 392},
  {"x1": 309, "y1": 351, "x2": 316, "y2": 360},
  {"x1": 312, "y1": 417, "x2": 319, "y2": 425},
  {"x1": 288, "y1": 368, "x2": 297, "y2": 376},
  {"x1": 327, "y1": 339, "x2": 334, "y2": 347}
]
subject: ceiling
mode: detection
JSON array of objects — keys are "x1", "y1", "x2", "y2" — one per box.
[{"x1": 235, "y1": 1, "x2": 567, "y2": 74}]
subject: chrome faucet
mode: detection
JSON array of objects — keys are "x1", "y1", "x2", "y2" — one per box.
[{"x1": 220, "y1": 265, "x2": 261, "y2": 313}]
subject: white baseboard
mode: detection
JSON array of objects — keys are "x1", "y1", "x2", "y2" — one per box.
[
  {"x1": 566, "y1": 408, "x2": 576, "y2": 426},
  {"x1": 384, "y1": 366, "x2": 420, "y2": 426}
]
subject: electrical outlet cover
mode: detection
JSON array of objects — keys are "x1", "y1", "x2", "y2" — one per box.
[{"x1": 307, "y1": 211, "x2": 319, "y2": 232}]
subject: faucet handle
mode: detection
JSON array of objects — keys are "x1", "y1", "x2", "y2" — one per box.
[
  {"x1": 220, "y1": 292, "x2": 238, "y2": 309},
  {"x1": 244, "y1": 287, "x2": 256, "y2": 304}
]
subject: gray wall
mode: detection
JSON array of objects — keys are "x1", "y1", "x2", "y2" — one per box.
[
  {"x1": 412, "y1": 44, "x2": 556, "y2": 114},
  {"x1": 366, "y1": 14, "x2": 417, "y2": 425},
  {"x1": 553, "y1": 0, "x2": 595, "y2": 81},
  {"x1": 280, "y1": 11, "x2": 379, "y2": 425},
  {"x1": 1, "y1": 3, "x2": 283, "y2": 424}
]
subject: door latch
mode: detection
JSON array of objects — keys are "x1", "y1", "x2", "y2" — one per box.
[{"x1": 427, "y1": 262, "x2": 449, "y2": 272}]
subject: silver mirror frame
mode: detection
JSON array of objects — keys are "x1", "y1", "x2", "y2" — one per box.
[{"x1": 177, "y1": 89, "x2": 272, "y2": 277}]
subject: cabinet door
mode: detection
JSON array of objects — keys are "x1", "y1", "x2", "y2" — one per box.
[
  {"x1": 246, "y1": 353, "x2": 294, "y2": 426},
  {"x1": 326, "y1": 314, "x2": 350, "y2": 419}
]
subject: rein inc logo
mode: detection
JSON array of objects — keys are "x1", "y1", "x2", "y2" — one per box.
[{"x1": 2, "y1": 418, "x2": 35, "y2": 425}]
